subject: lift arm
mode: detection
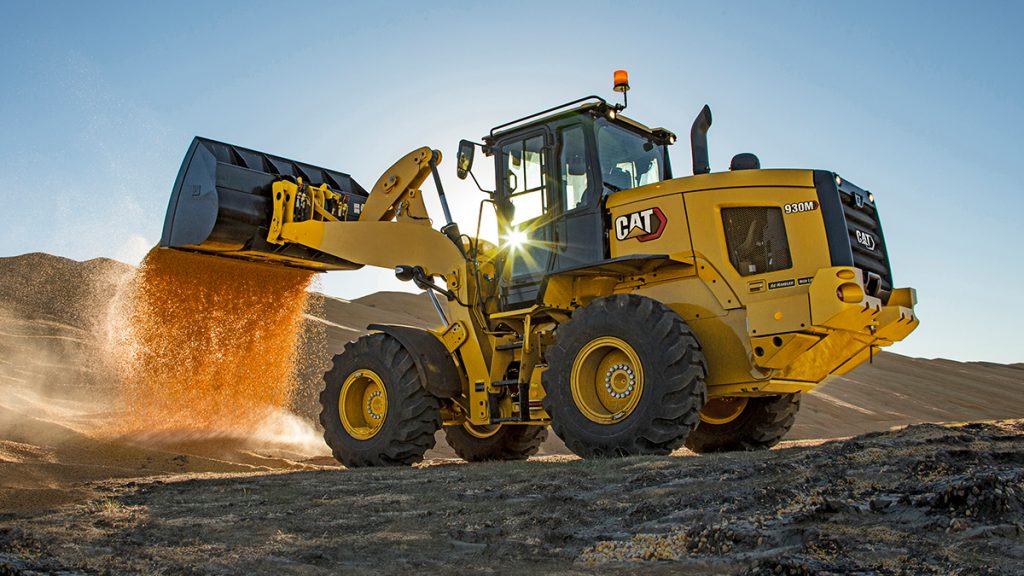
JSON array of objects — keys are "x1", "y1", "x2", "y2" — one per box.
[{"x1": 269, "y1": 147, "x2": 463, "y2": 279}]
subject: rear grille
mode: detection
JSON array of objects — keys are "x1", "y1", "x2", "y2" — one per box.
[
  {"x1": 838, "y1": 181, "x2": 893, "y2": 295},
  {"x1": 814, "y1": 170, "x2": 894, "y2": 301}
]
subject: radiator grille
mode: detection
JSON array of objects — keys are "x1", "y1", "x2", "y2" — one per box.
[{"x1": 839, "y1": 184, "x2": 893, "y2": 294}]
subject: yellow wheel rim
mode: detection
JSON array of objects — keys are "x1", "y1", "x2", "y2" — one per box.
[
  {"x1": 699, "y1": 397, "x2": 748, "y2": 425},
  {"x1": 463, "y1": 422, "x2": 501, "y2": 439},
  {"x1": 570, "y1": 336, "x2": 644, "y2": 425},
  {"x1": 339, "y1": 369, "x2": 388, "y2": 440}
]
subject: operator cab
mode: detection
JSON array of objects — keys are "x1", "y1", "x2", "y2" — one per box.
[{"x1": 471, "y1": 99, "x2": 676, "y2": 308}]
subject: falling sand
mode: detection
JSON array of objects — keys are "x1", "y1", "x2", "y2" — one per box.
[{"x1": 110, "y1": 249, "x2": 315, "y2": 436}]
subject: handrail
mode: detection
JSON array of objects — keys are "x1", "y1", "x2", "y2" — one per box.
[{"x1": 488, "y1": 95, "x2": 607, "y2": 141}]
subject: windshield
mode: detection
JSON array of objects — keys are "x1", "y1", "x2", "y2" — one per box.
[{"x1": 596, "y1": 120, "x2": 665, "y2": 193}]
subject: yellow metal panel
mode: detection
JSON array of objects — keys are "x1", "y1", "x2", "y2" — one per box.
[
  {"x1": 608, "y1": 193, "x2": 694, "y2": 266},
  {"x1": 832, "y1": 347, "x2": 873, "y2": 376},
  {"x1": 807, "y1": 267, "x2": 882, "y2": 331},
  {"x1": 874, "y1": 305, "x2": 920, "y2": 343},
  {"x1": 542, "y1": 275, "x2": 619, "y2": 309},
  {"x1": 438, "y1": 321, "x2": 468, "y2": 352},
  {"x1": 746, "y1": 292, "x2": 812, "y2": 336},
  {"x1": 684, "y1": 182, "x2": 832, "y2": 315},
  {"x1": 776, "y1": 329, "x2": 874, "y2": 382},
  {"x1": 693, "y1": 259, "x2": 743, "y2": 310},
  {"x1": 687, "y1": 311, "x2": 758, "y2": 386},
  {"x1": 709, "y1": 380, "x2": 817, "y2": 397},
  {"x1": 605, "y1": 169, "x2": 815, "y2": 209},
  {"x1": 628, "y1": 274, "x2": 728, "y2": 322},
  {"x1": 751, "y1": 332, "x2": 821, "y2": 370},
  {"x1": 888, "y1": 287, "x2": 917, "y2": 308}
]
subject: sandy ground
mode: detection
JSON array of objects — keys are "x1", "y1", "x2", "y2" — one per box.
[
  {"x1": 1, "y1": 253, "x2": 1023, "y2": 574},
  {"x1": 2, "y1": 421, "x2": 1022, "y2": 574}
]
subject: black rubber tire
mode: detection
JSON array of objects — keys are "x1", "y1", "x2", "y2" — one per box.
[
  {"x1": 685, "y1": 394, "x2": 801, "y2": 453},
  {"x1": 542, "y1": 294, "x2": 708, "y2": 458},
  {"x1": 443, "y1": 424, "x2": 548, "y2": 462},
  {"x1": 319, "y1": 333, "x2": 441, "y2": 467}
]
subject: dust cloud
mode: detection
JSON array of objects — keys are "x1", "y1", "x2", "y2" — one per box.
[{"x1": 107, "y1": 249, "x2": 316, "y2": 437}]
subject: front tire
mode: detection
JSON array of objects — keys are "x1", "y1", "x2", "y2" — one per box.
[
  {"x1": 319, "y1": 333, "x2": 441, "y2": 467},
  {"x1": 685, "y1": 394, "x2": 800, "y2": 453},
  {"x1": 443, "y1": 424, "x2": 548, "y2": 462},
  {"x1": 542, "y1": 294, "x2": 708, "y2": 458}
]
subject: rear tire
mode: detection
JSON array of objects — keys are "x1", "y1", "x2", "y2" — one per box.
[
  {"x1": 685, "y1": 394, "x2": 800, "y2": 453},
  {"x1": 444, "y1": 424, "x2": 548, "y2": 462},
  {"x1": 319, "y1": 333, "x2": 441, "y2": 467},
  {"x1": 542, "y1": 294, "x2": 708, "y2": 458}
]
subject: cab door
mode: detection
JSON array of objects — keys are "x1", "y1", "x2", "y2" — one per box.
[
  {"x1": 496, "y1": 130, "x2": 556, "y2": 307},
  {"x1": 550, "y1": 122, "x2": 606, "y2": 273}
]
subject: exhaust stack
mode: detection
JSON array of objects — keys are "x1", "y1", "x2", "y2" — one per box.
[{"x1": 690, "y1": 104, "x2": 712, "y2": 175}]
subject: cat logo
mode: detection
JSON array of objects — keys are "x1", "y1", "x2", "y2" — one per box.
[
  {"x1": 614, "y1": 207, "x2": 667, "y2": 242},
  {"x1": 855, "y1": 229, "x2": 876, "y2": 251}
]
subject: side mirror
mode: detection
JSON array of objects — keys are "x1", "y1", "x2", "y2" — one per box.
[{"x1": 456, "y1": 140, "x2": 475, "y2": 180}]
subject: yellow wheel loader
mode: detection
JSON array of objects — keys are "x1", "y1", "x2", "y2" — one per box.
[{"x1": 160, "y1": 72, "x2": 918, "y2": 466}]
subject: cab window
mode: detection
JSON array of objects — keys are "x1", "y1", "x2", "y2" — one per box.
[
  {"x1": 559, "y1": 125, "x2": 589, "y2": 211},
  {"x1": 502, "y1": 135, "x2": 547, "y2": 226},
  {"x1": 596, "y1": 120, "x2": 664, "y2": 193}
]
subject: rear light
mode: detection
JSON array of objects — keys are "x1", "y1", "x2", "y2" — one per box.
[{"x1": 837, "y1": 282, "x2": 865, "y2": 303}]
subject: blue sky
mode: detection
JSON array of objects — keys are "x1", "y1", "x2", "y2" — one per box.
[{"x1": 1, "y1": 1, "x2": 1022, "y2": 363}]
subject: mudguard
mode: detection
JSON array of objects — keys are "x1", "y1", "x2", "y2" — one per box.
[{"x1": 367, "y1": 324, "x2": 463, "y2": 398}]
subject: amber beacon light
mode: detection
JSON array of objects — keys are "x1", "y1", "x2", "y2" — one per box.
[{"x1": 613, "y1": 69, "x2": 630, "y2": 92}]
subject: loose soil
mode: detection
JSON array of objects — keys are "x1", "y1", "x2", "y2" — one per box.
[{"x1": 1, "y1": 421, "x2": 1022, "y2": 575}]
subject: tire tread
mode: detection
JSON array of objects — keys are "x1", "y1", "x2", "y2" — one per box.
[
  {"x1": 319, "y1": 333, "x2": 441, "y2": 467},
  {"x1": 542, "y1": 294, "x2": 708, "y2": 457}
]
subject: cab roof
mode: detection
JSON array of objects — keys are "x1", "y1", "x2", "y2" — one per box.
[{"x1": 485, "y1": 98, "x2": 676, "y2": 146}]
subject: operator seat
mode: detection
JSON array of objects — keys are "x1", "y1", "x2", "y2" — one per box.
[{"x1": 603, "y1": 167, "x2": 632, "y2": 193}]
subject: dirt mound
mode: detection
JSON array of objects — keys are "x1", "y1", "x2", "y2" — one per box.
[
  {"x1": 353, "y1": 290, "x2": 441, "y2": 325},
  {"x1": 0, "y1": 253, "x2": 131, "y2": 331},
  {"x1": 2, "y1": 420, "x2": 1021, "y2": 574},
  {"x1": 794, "y1": 353, "x2": 1024, "y2": 439},
  {"x1": 0, "y1": 254, "x2": 131, "y2": 399}
]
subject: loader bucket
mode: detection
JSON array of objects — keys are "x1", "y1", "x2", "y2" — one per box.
[{"x1": 160, "y1": 137, "x2": 369, "y2": 271}]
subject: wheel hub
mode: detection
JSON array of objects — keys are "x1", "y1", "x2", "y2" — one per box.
[
  {"x1": 366, "y1": 390, "x2": 385, "y2": 420},
  {"x1": 699, "y1": 396, "x2": 748, "y2": 425},
  {"x1": 604, "y1": 363, "x2": 636, "y2": 399},
  {"x1": 571, "y1": 336, "x2": 645, "y2": 425},
  {"x1": 463, "y1": 422, "x2": 501, "y2": 439},
  {"x1": 339, "y1": 370, "x2": 389, "y2": 440}
]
